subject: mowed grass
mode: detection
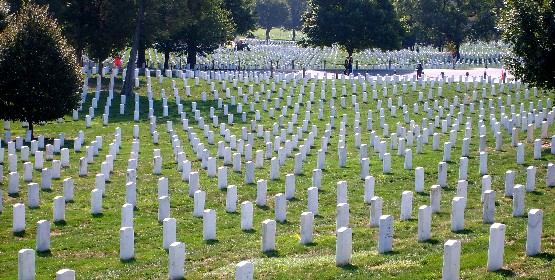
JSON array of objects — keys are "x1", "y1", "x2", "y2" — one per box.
[{"x1": 0, "y1": 70, "x2": 554, "y2": 279}]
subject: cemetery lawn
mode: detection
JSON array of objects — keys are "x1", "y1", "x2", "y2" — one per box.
[{"x1": 1, "y1": 71, "x2": 555, "y2": 279}]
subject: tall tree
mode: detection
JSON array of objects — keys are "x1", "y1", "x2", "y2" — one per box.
[
  {"x1": 255, "y1": 0, "x2": 290, "y2": 41},
  {"x1": 302, "y1": 0, "x2": 404, "y2": 56},
  {"x1": 178, "y1": 0, "x2": 235, "y2": 69},
  {"x1": 287, "y1": 0, "x2": 307, "y2": 40},
  {"x1": 122, "y1": 0, "x2": 146, "y2": 97},
  {"x1": 500, "y1": 0, "x2": 555, "y2": 89},
  {"x1": 224, "y1": 0, "x2": 257, "y2": 35},
  {"x1": 393, "y1": 0, "x2": 502, "y2": 57},
  {"x1": 0, "y1": 3, "x2": 82, "y2": 135},
  {"x1": 65, "y1": 0, "x2": 136, "y2": 63}
]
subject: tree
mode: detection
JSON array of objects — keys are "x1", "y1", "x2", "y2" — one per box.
[
  {"x1": 287, "y1": 0, "x2": 307, "y2": 40},
  {"x1": 122, "y1": 0, "x2": 146, "y2": 97},
  {"x1": 224, "y1": 0, "x2": 257, "y2": 35},
  {"x1": 0, "y1": 0, "x2": 11, "y2": 31},
  {"x1": 302, "y1": 0, "x2": 404, "y2": 56},
  {"x1": 500, "y1": 0, "x2": 555, "y2": 90},
  {"x1": 255, "y1": 0, "x2": 290, "y2": 41},
  {"x1": 0, "y1": 3, "x2": 82, "y2": 135},
  {"x1": 393, "y1": 0, "x2": 502, "y2": 58},
  {"x1": 177, "y1": 0, "x2": 235, "y2": 69},
  {"x1": 62, "y1": 0, "x2": 136, "y2": 64}
]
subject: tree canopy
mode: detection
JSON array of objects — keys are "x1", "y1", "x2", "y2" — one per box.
[
  {"x1": 302, "y1": 0, "x2": 404, "y2": 55},
  {"x1": 255, "y1": 0, "x2": 290, "y2": 41},
  {"x1": 393, "y1": 0, "x2": 502, "y2": 56},
  {"x1": 500, "y1": 0, "x2": 555, "y2": 90},
  {"x1": 0, "y1": 3, "x2": 82, "y2": 133}
]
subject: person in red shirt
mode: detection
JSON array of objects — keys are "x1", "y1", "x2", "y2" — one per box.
[{"x1": 114, "y1": 53, "x2": 122, "y2": 68}]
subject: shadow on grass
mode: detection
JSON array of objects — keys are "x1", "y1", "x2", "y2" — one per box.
[
  {"x1": 416, "y1": 191, "x2": 429, "y2": 196},
  {"x1": 452, "y1": 229, "x2": 474, "y2": 234},
  {"x1": 37, "y1": 250, "x2": 52, "y2": 257},
  {"x1": 338, "y1": 264, "x2": 359, "y2": 271},
  {"x1": 13, "y1": 230, "x2": 26, "y2": 237},
  {"x1": 304, "y1": 242, "x2": 318, "y2": 247},
  {"x1": 257, "y1": 205, "x2": 270, "y2": 211},
  {"x1": 262, "y1": 250, "x2": 280, "y2": 258},
  {"x1": 242, "y1": 229, "x2": 257, "y2": 234},
  {"x1": 42, "y1": 189, "x2": 53, "y2": 193},
  {"x1": 205, "y1": 239, "x2": 220, "y2": 245},
  {"x1": 121, "y1": 258, "x2": 136, "y2": 264},
  {"x1": 54, "y1": 220, "x2": 67, "y2": 226},
  {"x1": 530, "y1": 252, "x2": 554, "y2": 261},
  {"x1": 288, "y1": 197, "x2": 301, "y2": 202},
  {"x1": 421, "y1": 238, "x2": 441, "y2": 245},
  {"x1": 492, "y1": 268, "x2": 515, "y2": 277},
  {"x1": 381, "y1": 250, "x2": 399, "y2": 256},
  {"x1": 531, "y1": 190, "x2": 544, "y2": 196},
  {"x1": 92, "y1": 213, "x2": 104, "y2": 218},
  {"x1": 8, "y1": 193, "x2": 20, "y2": 198}
]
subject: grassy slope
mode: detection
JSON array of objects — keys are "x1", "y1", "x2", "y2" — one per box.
[{"x1": 0, "y1": 71, "x2": 554, "y2": 279}]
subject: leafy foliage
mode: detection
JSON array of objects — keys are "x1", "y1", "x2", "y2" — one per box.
[
  {"x1": 393, "y1": 0, "x2": 502, "y2": 55},
  {"x1": 0, "y1": 3, "x2": 82, "y2": 132},
  {"x1": 500, "y1": 0, "x2": 555, "y2": 90},
  {"x1": 178, "y1": 0, "x2": 235, "y2": 68},
  {"x1": 254, "y1": 0, "x2": 290, "y2": 40},
  {"x1": 224, "y1": 0, "x2": 257, "y2": 35},
  {"x1": 301, "y1": 0, "x2": 404, "y2": 55},
  {"x1": 57, "y1": 0, "x2": 136, "y2": 62}
]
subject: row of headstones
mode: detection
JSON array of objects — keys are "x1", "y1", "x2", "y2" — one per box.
[
  {"x1": 442, "y1": 208, "x2": 543, "y2": 279},
  {"x1": 336, "y1": 207, "x2": 543, "y2": 275},
  {"x1": 72, "y1": 63, "x2": 531, "y2": 134},
  {"x1": 17, "y1": 245, "x2": 255, "y2": 280}
]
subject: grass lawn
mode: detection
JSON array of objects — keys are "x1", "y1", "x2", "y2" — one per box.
[{"x1": 0, "y1": 70, "x2": 554, "y2": 279}]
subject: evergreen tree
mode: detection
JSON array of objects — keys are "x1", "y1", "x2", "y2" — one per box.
[{"x1": 0, "y1": 3, "x2": 82, "y2": 135}]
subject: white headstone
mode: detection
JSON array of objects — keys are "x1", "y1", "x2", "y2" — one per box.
[
  {"x1": 378, "y1": 215, "x2": 394, "y2": 253},
  {"x1": 487, "y1": 223, "x2": 506, "y2": 271}
]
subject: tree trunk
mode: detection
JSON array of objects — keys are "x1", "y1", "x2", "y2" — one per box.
[
  {"x1": 138, "y1": 43, "x2": 146, "y2": 69},
  {"x1": 122, "y1": 0, "x2": 146, "y2": 96},
  {"x1": 164, "y1": 50, "x2": 170, "y2": 70},
  {"x1": 28, "y1": 120, "x2": 34, "y2": 139},
  {"x1": 455, "y1": 41, "x2": 461, "y2": 61},
  {"x1": 187, "y1": 47, "x2": 197, "y2": 70},
  {"x1": 265, "y1": 27, "x2": 270, "y2": 41},
  {"x1": 292, "y1": 29, "x2": 296, "y2": 41}
]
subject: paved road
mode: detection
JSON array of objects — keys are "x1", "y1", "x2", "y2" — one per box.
[{"x1": 298, "y1": 67, "x2": 512, "y2": 82}]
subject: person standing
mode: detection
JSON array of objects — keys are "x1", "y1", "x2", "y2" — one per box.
[
  {"x1": 344, "y1": 55, "x2": 353, "y2": 75},
  {"x1": 416, "y1": 63, "x2": 423, "y2": 78}
]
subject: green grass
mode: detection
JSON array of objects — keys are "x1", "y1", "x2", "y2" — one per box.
[
  {"x1": 0, "y1": 71, "x2": 554, "y2": 279},
  {"x1": 248, "y1": 28, "x2": 304, "y2": 41}
]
